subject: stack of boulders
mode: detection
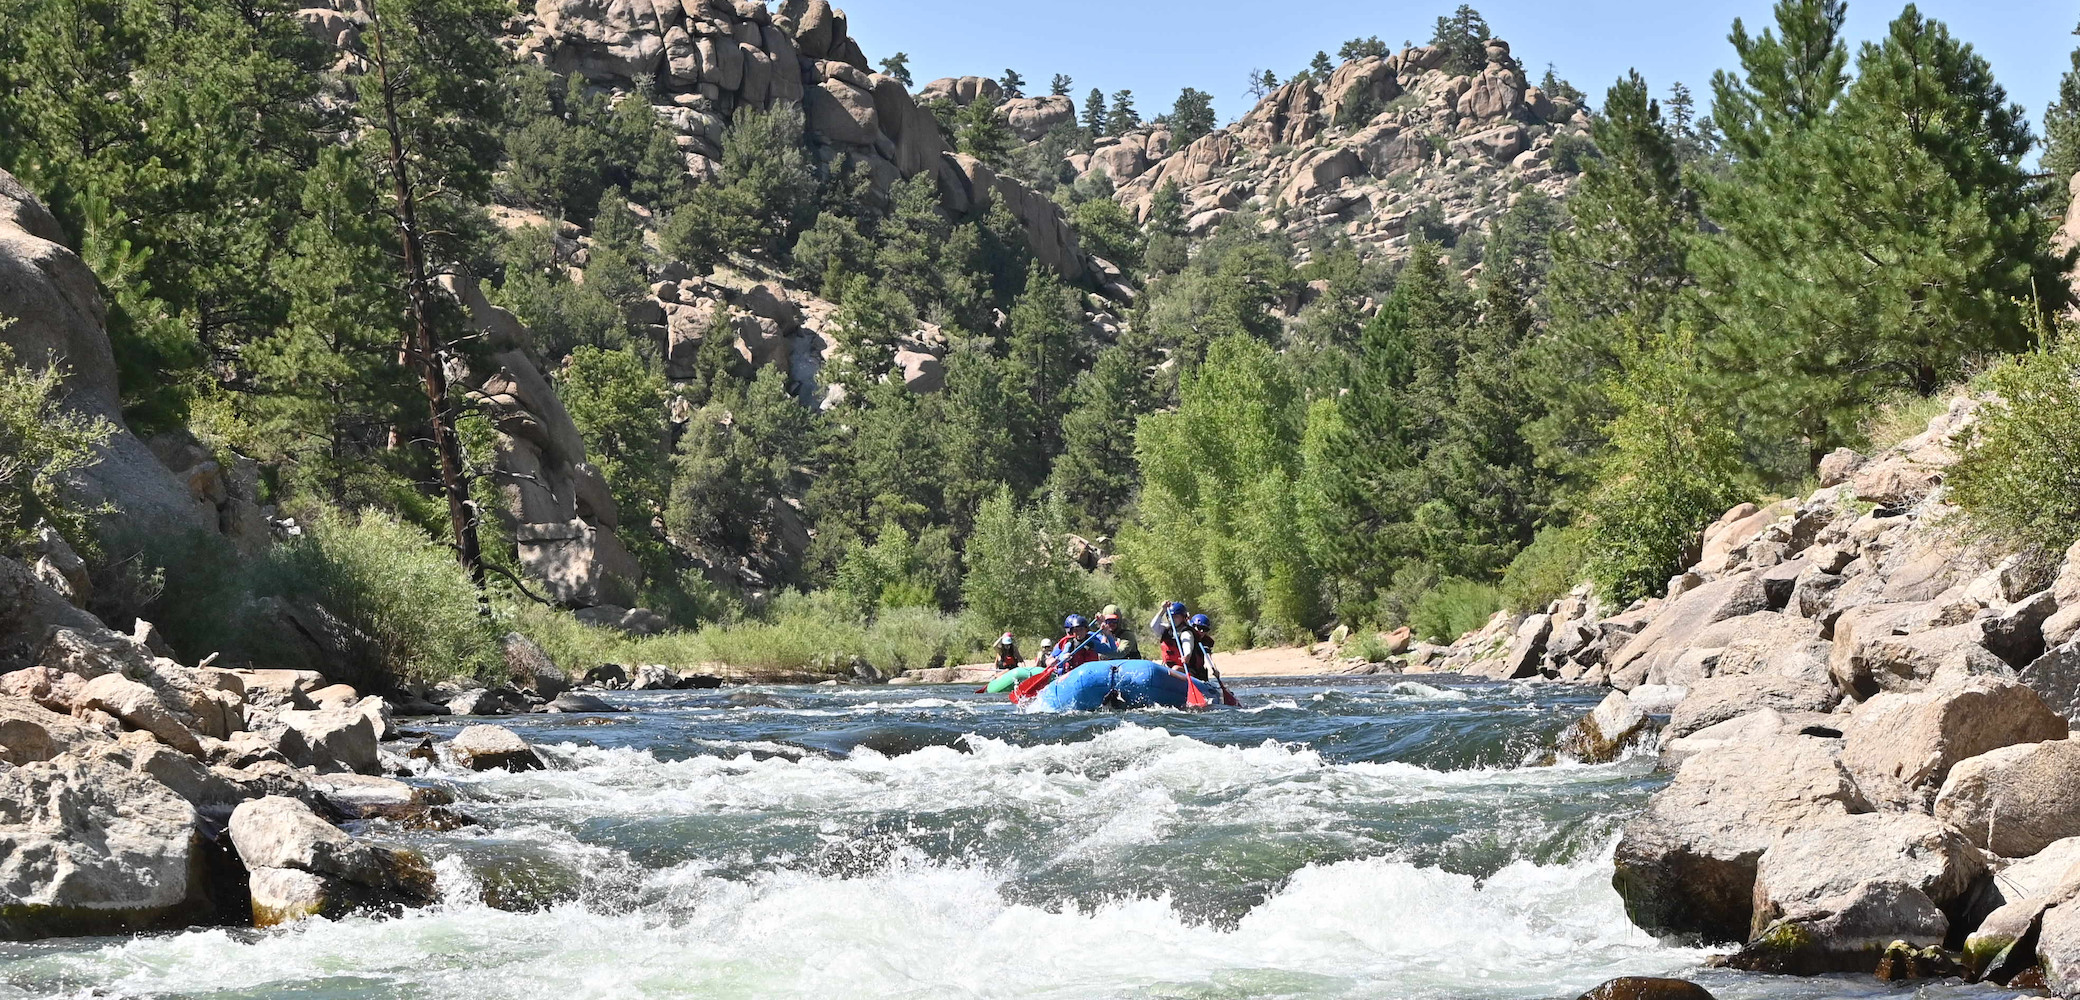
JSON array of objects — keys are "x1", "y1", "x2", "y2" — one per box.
[
  {"x1": 1427, "y1": 395, "x2": 2080, "y2": 988},
  {"x1": 1095, "y1": 39, "x2": 1586, "y2": 263},
  {"x1": 0, "y1": 553, "x2": 578, "y2": 940}
]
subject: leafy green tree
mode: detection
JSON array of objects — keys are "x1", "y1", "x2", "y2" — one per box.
[
  {"x1": 879, "y1": 52, "x2": 913, "y2": 88},
  {"x1": 1051, "y1": 74, "x2": 1073, "y2": 97},
  {"x1": 962, "y1": 487, "x2": 1096, "y2": 640},
  {"x1": 1083, "y1": 88, "x2": 1108, "y2": 133},
  {"x1": 1583, "y1": 325, "x2": 1748, "y2": 604},
  {"x1": 1948, "y1": 333, "x2": 2080, "y2": 548},
  {"x1": 1430, "y1": 5, "x2": 1494, "y2": 77},
  {"x1": 492, "y1": 224, "x2": 626, "y2": 358},
  {"x1": 1071, "y1": 196, "x2": 1143, "y2": 272},
  {"x1": 1699, "y1": 4, "x2": 2070, "y2": 465},
  {"x1": 2043, "y1": 23, "x2": 2080, "y2": 211},
  {"x1": 559, "y1": 346, "x2": 669, "y2": 525},
  {"x1": 0, "y1": 345, "x2": 116, "y2": 550},
  {"x1": 1000, "y1": 69, "x2": 1026, "y2": 99},
  {"x1": 1168, "y1": 88, "x2": 1217, "y2": 145},
  {"x1": 1117, "y1": 336, "x2": 1319, "y2": 641},
  {"x1": 661, "y1": 104, "x2": 816, "y2": 268},
  {"x1": 1106, "y1": 90, "x2": 1140, "y2": 136},
  {"x1": 792, "y1": 211, "x2": 873, "y2": 295}
]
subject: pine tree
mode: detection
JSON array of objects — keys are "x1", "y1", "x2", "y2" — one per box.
[
  {"x1": 1430, "y1": 5, "x2": 1494, "y2": 77},
  {"x1": 1046, "y1": 345, "x2": 1155, "y2": 533},
  {"x1": 1338, "y1": 36, "x2": 1387, "y2": 61},
  {"x1": 1699, "y1": 4, "x2": 2071, "y2": 465},
  {"x1": 879, "y1": 52, "x2": 913, "y2": 88},
  {"x1": 955, "y1": 91, "x2": 1014, "y2": 166},
  {"x1": 1000, "y1": 69, "x2": 1025, "y2": 99},
  {"x1": 934, "y1": 349, "x2": 1039, "y2": 532},
  {"x1": 1083, "y1": 88, "x2": 1107, "y2": 133},
  {"x1": 1142, "y1": 181, "x2": 1188, "y2": 275},
  {"x1": 1309, "y1": 52, "x2": 1334, "y2": 80},
  {"x1": 1532, "y1": 71, "x2": 1699, "y2": 484},
  {"x1": 1709, "y1": 0, "x2": 1849, "y2": 161},
  {"x1": 1168, "y1": 88, "x2": 1217, "y2": 145},
  {"x1": 661, "y1": 105, "x2": 816, "y2": 268},
  {"x1": 351, "y1": 0, "x2": 512, "y2": 594},
  {"x1": 1051, "y1": 74, "x2": 1073, "y2": 97},
  {"x1": 1006, "y1": 262, "x2": 1086, "y2": 455},
  {"x1": 1106, "y1": 90, "x2": 1140, "y2": 135},
  {"x1": 2044, "y1": 22, "x2": 2080, "y2": 211}
]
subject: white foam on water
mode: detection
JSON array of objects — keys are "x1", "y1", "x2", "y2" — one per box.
[{"x1": 6, "y1": 844, "x2": 1703, "y2": 1000}]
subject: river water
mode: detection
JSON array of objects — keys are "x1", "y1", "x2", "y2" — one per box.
[{"x1": 0, "y1": 676, "x2": 2022, "y2": 999}]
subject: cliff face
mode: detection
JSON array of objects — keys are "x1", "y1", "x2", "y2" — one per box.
[
  {"x1": 1087, "y1": 39, "x2": 1585, "y2": 265},
  {"x1": 0, "y1": 171, "x2": 236, "y2": 544},
  {"x1": 500, "y1": 0, "x2": 1089, "y2": 282}
]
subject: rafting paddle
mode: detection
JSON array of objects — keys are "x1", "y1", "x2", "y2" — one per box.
[
  {"x1": 1010, "y1": 627, "x2": 1100, "y2": 704},
  {"x1": 1165, "y1": 606, "x2": 1210, "y2": 709}
]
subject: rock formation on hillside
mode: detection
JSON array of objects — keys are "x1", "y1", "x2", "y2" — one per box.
[
  {"x1": 1085, "y1": 38, "x2": 1584, "y2": 262},
  {"x1": 486, "y1": 0, "x2": 1089, "y2": 282}
]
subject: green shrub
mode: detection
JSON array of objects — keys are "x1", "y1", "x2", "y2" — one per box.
[
  {"x1": 1949, "y1": 338, "x2": 2080, "y2": 549},
  {"x1": 1348, "y1": 631, "x2": 1392, "y2": 663},
  {"x1": 1409, "y1": 578, "x2": 1501, "y2": 643},
  {"x1": 1499, "y1": 526, "x2": 1588, "y2": 613},
  {"x1": 0, "y1": 343, "x2": 115, "y2": 551},
  {"x1": 254, "y1": 509, "x2": 498, "y2": 688}
]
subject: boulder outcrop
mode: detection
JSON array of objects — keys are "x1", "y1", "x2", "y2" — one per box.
[{"x1": 228, "y1": 796, "x2": 436, "y2": 926}]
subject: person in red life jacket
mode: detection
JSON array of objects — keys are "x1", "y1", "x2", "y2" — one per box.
[
  {"x1": 1045, "y1": 615, "x2": 1114, "y2": 674},
  {"x1": 993, "y1": 632, "x2": 1022, "y2": 670},
  {"x1": 1150, "y1": 601, "x2": 1192, "y2": 672}
]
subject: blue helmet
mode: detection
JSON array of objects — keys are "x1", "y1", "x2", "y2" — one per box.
[
  {"x1": 1064, "y1": 614, "x2": 1088, "y2": 631},
  {"x1": 1189, "y1": 613, "x2": 1211, "y2": 629},
  {"x1": 1166, "y1": 601, "x2": 1187, "y2": 616}
]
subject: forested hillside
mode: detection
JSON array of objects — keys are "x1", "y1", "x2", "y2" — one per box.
[{"x1": 1, "y1": 0, "x2": 2076, "y2": 683}]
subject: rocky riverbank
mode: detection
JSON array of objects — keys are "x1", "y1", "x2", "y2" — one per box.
[{"x1": 1410, "y1": 395, "x2": 2080, "y2": 991}]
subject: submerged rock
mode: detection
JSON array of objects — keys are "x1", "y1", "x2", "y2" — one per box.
[{"x1": 1573, "y1": 978, "x2": 1716, "y2": 1000}]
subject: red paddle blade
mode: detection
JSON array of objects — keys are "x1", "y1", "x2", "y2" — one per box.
[
  {"x1": 1184, "y1": 675, "x2": 1209, "y2": 708},
  {"x1": 1011, "y1": 668, "x2": 1055, "y2": 703}
]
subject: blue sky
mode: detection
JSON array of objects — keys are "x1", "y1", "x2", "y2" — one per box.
[{"x1": 835, "y1": 0, "x2": 2075, "y2": 157}]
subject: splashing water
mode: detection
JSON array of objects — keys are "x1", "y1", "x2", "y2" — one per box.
[{"x1": 0, "y1": 677, "x2": 2011, "y2": 999}]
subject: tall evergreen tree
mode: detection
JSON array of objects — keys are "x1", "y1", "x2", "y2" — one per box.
[
  {"x1": 1699, "y1": 4, "x2": 2070, "y2": 465},
  {"x1": 2044, "y1": 22, "x2": 2080, "y2": 210},
  {"x1": 1000, "y1": 69, "x2": 1025, "y2": 99},
  {"x1": 1168, "y1": 88, "x2": 1217, "y2": 145},
  {"x1": 878, "y1": 52, "x2": 912, "y2": 88},
  {"x1": 1082, "y1": 88, "x2": 1107, "y2": 133},
  {"x1": 1046, "y1": 346, "x2": 1155, "y2": 534},
  {"x1": 1051, "y1": 74, "x2": 1073, "y2": 97},
  {"x1": 1532, "y1": 71, "x2": 1699, "y2": 484},
  {"x1": 1106, "y1": 90, "x2": 1141, "y2": 136}
]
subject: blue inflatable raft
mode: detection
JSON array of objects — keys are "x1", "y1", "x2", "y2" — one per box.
[{"x1": 1030, "y1": 658, "x2": 1231, "y2": 712}]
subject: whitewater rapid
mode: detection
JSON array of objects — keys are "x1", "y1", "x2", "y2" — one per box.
[{"x1": 0, "y1": 678, "x2": 2014, "y2": 1000}]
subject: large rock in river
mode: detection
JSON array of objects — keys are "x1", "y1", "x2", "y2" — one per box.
[
  {"x1": 0, "y1": 751, "x2": 208, "y2": 939},
  {"x1": 228, "y1": 796, "x2": 436, "y2": 926},
  {"x1": 1612, "y1": 734, "x2": 1869, "y2": 942}
]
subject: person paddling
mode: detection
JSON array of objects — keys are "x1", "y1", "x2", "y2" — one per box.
[
  {"x1": 1097, "y1": 605, "x2": 1139, "y2": 659},
  {"x1": 1045, "y1": 614, "x2": 1114, "y2": 674},
  {"x1": 993, "y1": 631, "x2": 1022, "y2": 671},
  {"x1": 1150, "y1": 601, "x2": 1205, "y2": 678}
]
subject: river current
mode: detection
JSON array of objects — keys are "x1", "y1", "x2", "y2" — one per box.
[{"x1": 0, "y1": 676, "x2": 2022, "y2": 999}]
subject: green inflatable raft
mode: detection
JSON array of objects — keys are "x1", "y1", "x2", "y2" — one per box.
[{"x1": 984, "y1": 665, "x2": 1045, "y2": 693}]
